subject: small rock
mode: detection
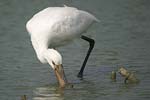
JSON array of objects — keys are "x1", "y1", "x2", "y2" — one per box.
[
  {"x1": 118, "y1": 67, "x2": 139, "y2": 84},
  {"x1": 111, "y1": 71, "x2": 116, "y2": 81},
  {"x1": 21, "y1": 95, "x2": 27, "y2": 100}
]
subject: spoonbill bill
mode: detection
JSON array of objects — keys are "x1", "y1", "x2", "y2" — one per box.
[{"x1": 26, "y1": 6, "x2": 99, "y2": 88}]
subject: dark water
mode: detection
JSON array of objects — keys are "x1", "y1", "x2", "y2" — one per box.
[{"x1": 0, "y1": 0, "x2": 150, "y2": 100}]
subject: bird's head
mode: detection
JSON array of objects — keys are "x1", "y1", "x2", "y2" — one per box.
[
  {"x1": 44, "y1": 49, "x2": 66, "y2": 87},
  {"x1": 44, "y1": 49, "x2": 62, "y2": 69}
]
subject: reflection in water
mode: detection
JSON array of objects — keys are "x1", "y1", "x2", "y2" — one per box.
[
  {"x1": 32, "y1": 81, "x2": 94, "y2": 100},
  {"x1": 33, "y1": 85, "x2": 64, "y2": 100},
  {"x1": 117, "y1": 83, "x2": 138, "y2": 94}
]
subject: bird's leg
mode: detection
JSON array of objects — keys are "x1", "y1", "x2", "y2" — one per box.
[{"x1": 77, "y1": 35, "x2": 95, "y2": 78}]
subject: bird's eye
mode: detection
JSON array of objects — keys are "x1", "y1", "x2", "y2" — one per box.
[{"x1": 52, "y1": 61, "x2": 55, "y2": 65}]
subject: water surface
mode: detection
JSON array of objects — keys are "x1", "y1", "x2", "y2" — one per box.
[{"x1": 0, "y1": 0, "x2": 150, "y2": 100}]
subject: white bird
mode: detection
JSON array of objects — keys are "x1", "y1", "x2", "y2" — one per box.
[{"x1": 26, "y1": 6, "x2": 99, "y2": 88}]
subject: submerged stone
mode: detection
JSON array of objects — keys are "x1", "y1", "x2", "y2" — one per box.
[
  {"x1": 111, "y1": 71, "x2": 116, "y2": 81},
  {"x1": 119, "y1": 67, "x2": 139, "y2": 84}
]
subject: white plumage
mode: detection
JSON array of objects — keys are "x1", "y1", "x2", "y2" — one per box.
[
  {"x1": 26, "y1": 6, "x2": 99, "y2": 87},
  {"x1": 26, "y1": 6, "x2": 99, "y2": 66}
]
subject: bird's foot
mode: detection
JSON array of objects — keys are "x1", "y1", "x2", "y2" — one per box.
[{"x1": 77, "y1": 72, "x2": 83, "y2": 79}]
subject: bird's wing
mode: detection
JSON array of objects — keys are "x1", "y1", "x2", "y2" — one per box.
[
  {"x1": 49, "y1": 8, "x2": 99, "y2": 37},
  {"x1": 26, "y1": 7, "x2": 99, "y2": 47}
]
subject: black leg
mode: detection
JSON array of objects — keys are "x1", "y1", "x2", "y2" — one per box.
[{"x1": 77, "y1": 35, "x2": 95, "y2": 78}]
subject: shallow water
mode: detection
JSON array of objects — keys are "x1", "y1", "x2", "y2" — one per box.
[{"x1": 0, "y1": 0, "x2": 150, "y2": 100}]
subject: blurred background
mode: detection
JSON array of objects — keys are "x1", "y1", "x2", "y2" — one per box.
[{"x1": 0, "y1": 0, "x2": 150, "y2": 100}]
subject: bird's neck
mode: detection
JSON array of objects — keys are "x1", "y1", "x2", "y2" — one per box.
[{"x1": 36, "y1": 47, "x2": 48, "y2": 64}]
